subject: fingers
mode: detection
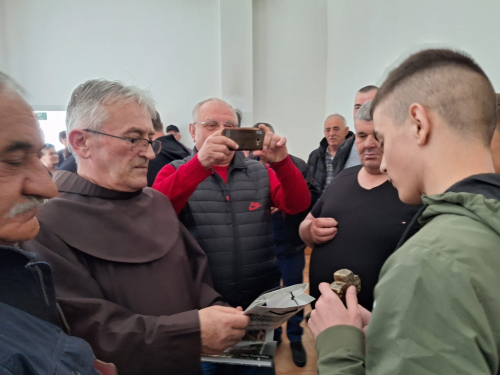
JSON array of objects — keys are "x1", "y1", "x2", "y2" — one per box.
[
  {"x1": 313, "y1": 226, "x2": 337, "y2": 238},
  {"x1": 314, "y1": 217, "x2": 338, "y2": 228},
  {"x1": 276, "y1": 136, "x2": 286, "y2": 147},
  {"x1": 318, "y1": 282, "x2": 340, "y2": 301},
  {"x1": 261, "y1": 126, "x2": 274, "y2": 151},
  {"x1": 311, "y1": 219, "x2": 338, "y2": 244},
  {"x1": 229, "y1": 314, "x2": 250, "y2": 329},
  {"x1": 345, "y1": 286, "x2": 359, "y2": 312},
  {"x1": 213, "y1": 133, "x2": 239, "y2": 150}
]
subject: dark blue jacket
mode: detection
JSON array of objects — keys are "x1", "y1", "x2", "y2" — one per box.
[{"x1": 0, "y1": 246, "x2": 99, "y2": 375}]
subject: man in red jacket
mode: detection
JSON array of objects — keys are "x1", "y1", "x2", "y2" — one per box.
[{"x1": 153, "y1": 98, "x2": 310, "y2": 374}]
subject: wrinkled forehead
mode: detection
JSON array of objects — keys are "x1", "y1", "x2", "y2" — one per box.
[
  {"x1": 100, "y1": 101, "x2": 155, "y2": 135},
  {"x1": 0, "y1": 92, "x2": 42, "y2": 147},
  {"x1": 354, "y1": 120, "x2": 374, "y2": 133}
]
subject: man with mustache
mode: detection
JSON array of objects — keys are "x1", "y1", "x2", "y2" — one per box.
[
  {"x1": 22, "y1": 79, "x2": 249, "y2": 375},
  {"x1": 299, "y1": 101, "x2": 419, "y2": 310},
  {"x1": 0, "y1": 71, "x2": 104, "y2": 374}
]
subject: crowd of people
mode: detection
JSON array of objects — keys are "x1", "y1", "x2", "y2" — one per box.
[{"x1": 1, "y1": 47, "x2": 499, "y2": 375}]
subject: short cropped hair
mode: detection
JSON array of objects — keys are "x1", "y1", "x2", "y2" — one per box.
[
  {"x1": 152, "y1": 111, "x2": 163, "y2": 132},
  {"x1": 253, "y1": 122, "x2": 275, "y2": 133},
  {"x1": 66, "y1": 79, "x2": 156, "y2": 157},
  {"x1": 324, "y1": 113, "x2": 347, "y2": 127},
  {"x1": 357, "y1": 85, "x2": 378, "y2": 94},
  {"x1": 41, "y1": 143, "x2": 55, "y2": 155},
  {"x1": 371, "y1": 49, "x2": 496, "y2": 146},
  {"x1": 355, "y1": 101, "x2": 372, "y2": 122},
  {"x1": 191, "y1": 98, "x2": 236, "y2": 123}
]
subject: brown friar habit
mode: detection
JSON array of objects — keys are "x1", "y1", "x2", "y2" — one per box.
[{"x1": 22, "y1": 171, "x2": 224, "y2": 375}]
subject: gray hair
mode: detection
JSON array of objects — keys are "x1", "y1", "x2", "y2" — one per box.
[
  {"x1": 0, "y1": 71, "x2": 27, "y2": 98},
  {"x1": 66, "y1": 79, "x2": 156, "y2": 157},
  {"x1": 355, "y1": 101, "x2": 373, "y2": 122},
  {"x1": 191, "y1": 97, "x2": 236, "y2": 123},
  {"x1": 324, "y1": 113, "x2": 347, "y2": 127}
]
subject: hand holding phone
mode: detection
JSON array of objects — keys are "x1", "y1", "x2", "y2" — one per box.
[
  {"x1": 197, "y1": 129, "x2": 239, "y2": 169},
  {"x1": 221, "y1": 128, "x2": 264, "y2": 150},
  {"x1": 252, "y1": 124, "x2": 288, "y2": 163}
]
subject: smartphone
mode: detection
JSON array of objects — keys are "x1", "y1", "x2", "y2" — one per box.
[{"x1": 222, "y1": 128, "x2": 264, "y2": 150}]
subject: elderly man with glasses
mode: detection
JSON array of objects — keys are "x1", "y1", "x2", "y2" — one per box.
[
  {"x1": 22, "y1": 81, "x2": 251, "y2": 375},
  {"x1": 153, "y1": 98, "x2": 310, "y2": 374}
]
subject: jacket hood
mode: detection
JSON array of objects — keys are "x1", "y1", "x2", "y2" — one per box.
[
  {"x1": 420, "y1": 173, "x2": 500, "y2": 237},
  {"x1": 156, "y1": 134, "x2": 190, "y2": 159},
  {"x1": 319, "y1": 137, "x2": 328, "y2": 148}
]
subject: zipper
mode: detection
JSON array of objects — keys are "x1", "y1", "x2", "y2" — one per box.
[
  {"x1": 34, "y1": 265, "x2": 72, "y2": 335},
  {"x1": 34, "y1": 265, "x2": 50, "y2": 306},
  {"x1": 57, "y1": 302, "x2": 72, "y2": 335},
  {"x1": 213, "y1": 169, "x2": 243, "y2": 301}
]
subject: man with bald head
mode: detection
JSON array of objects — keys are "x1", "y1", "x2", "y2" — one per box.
[
  {"x1": 0, "y1": 71, "x2": 104, "y2": 374},
  {"x1": 310, "y1": 49, "x2": 500, "y2": 374},
  {"x1": 23, "y1": 82, "x2": 249, "y2": 375},
  {"x1": 153, "y1": 98, "x2": 310, "y2": 373}
]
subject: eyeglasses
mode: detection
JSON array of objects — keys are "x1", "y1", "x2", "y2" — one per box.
[
  {"x1": 193, "y1": 120, "x2": 238, "y2": 131},
  {"x1": 84, "y1": 129, "x2": 162, "y2": 154}
]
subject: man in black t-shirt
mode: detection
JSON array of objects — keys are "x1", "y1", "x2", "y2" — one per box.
[{"x1": 299, "y1": 101, "x2": 419, "y2": 309}]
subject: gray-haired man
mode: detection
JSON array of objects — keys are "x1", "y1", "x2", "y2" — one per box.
[{"x1": 23, "y1": 79, "x2": 249, "y2": 375}]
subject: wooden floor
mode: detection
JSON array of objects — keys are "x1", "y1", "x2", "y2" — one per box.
[{"x1": 274, "y1": 252, "x2": 317, "y2": 375}]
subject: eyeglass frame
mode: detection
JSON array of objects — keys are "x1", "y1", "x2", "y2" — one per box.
[
  {"x1": 83, "y1": 129, "x2": 162, "y2": 155},
  {"x1": 193, "y1": 120, "x2": 239, "y2": 131}
]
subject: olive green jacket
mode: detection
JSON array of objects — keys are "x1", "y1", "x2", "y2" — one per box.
[{"x1": 316, "y1": 174, "x2": 500, "y2": 374}]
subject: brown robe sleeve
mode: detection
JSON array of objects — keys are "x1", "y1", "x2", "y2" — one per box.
[{"x1": 22, "y1": 222, "x2": 224, "y2": 375}]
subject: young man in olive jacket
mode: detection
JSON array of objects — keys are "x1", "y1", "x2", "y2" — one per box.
[{"x1": 309, "y1": 49, "x2": 500, "y2": 374}]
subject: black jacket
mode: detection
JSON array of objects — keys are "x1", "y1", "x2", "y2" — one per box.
[
  {"x1": 171, "y1": 151, "x2": 279, "y2": 308},
  {"x1": 272, "y1": 155, "x2": 309, "y2": 257},
  {"x1": 147, "y1": 134, "x2": 191, "y2": 187},
  {"x1": 57, "y1": 154, "x2": 77, "y2": 173},
  {"x1": 305, "y1": 132, "x2": 354, "y2": 204}
]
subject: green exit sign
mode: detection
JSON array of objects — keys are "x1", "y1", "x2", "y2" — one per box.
[{"x1": 36, "y1": 112, "x2": 47, "y2": 120}]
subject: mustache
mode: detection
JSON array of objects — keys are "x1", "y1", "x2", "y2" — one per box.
[{"x1": 8, "y1": 196, "x2": 47, "y2": 218}]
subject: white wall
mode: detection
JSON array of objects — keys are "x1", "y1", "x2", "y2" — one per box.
[
  {"x1": 0, "y1": 0, "x2": 223, "y2": 147},
  {"x1": 220, "y1": 0, "x2": 254, "y2": 127},
  {"x1": 2, "y1": 1, "x2": 500, "y2": 161},
  {"x1": 0, "y1": 0, "x2": 6, "y2": 66},
  {"x1": 326, "y1": 0, "x2": 500, "y2": 130},
  {"x1": 253, "y1": 0, "x2": 328, "y2": 161}
]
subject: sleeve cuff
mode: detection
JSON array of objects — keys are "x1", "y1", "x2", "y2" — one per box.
[
  {"x1": 316, "y1": 325, "x2": 365, "y2": 358},
  {"x1": 270, "y1": 155, "x2": 292, "y2": 172}
]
